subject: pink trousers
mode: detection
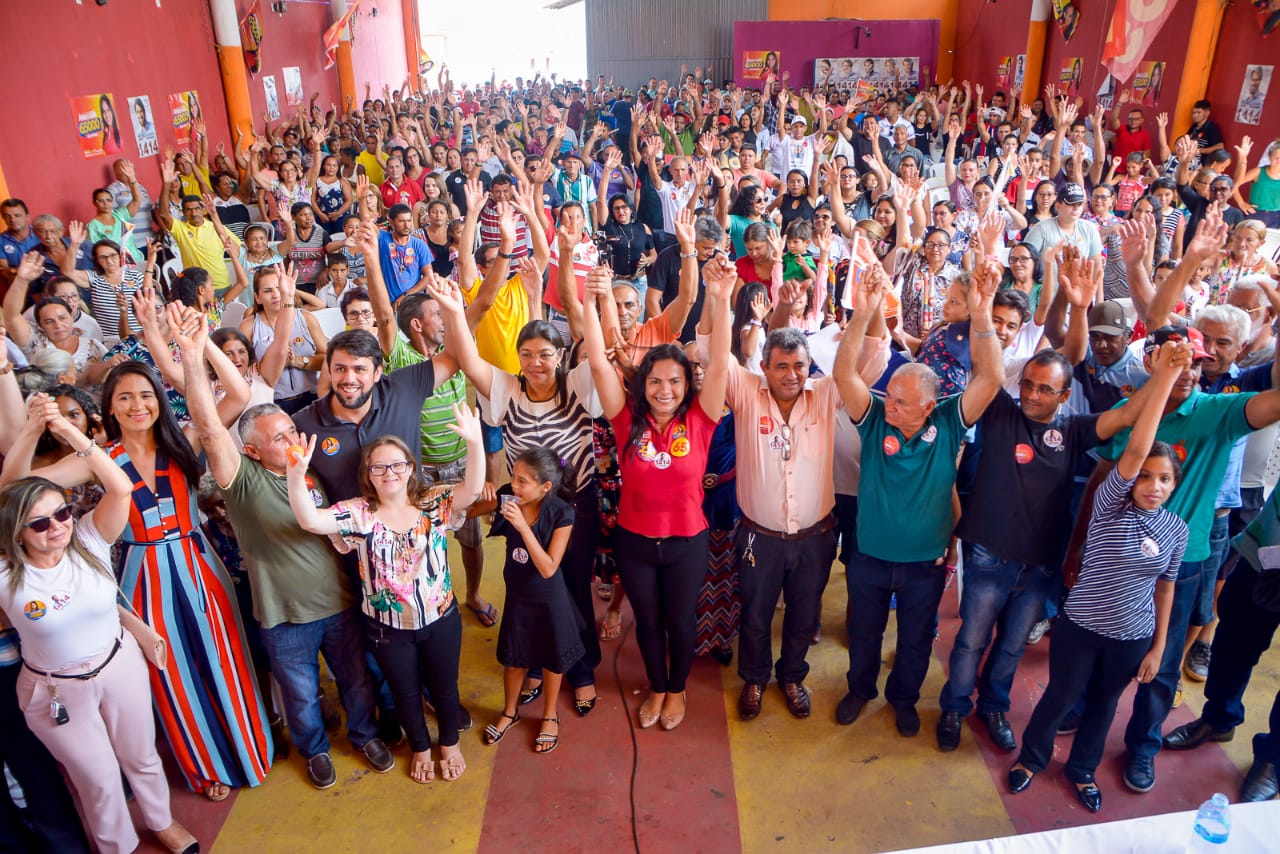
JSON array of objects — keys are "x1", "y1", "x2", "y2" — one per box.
[{"x1": 16, "y1": 632, "x2": 173, "y2": 854}]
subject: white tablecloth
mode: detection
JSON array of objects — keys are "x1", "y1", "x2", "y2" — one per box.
[{"x1": 891, "y1": 799, "x2": 1279, "y2": 853}]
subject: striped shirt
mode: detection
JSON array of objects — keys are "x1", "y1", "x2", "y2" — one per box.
[
  {"x1": 384, "y1": 336, "x2": 467, "y2": 465},
  {"x1": 478, "y1": 360, "x2": 602, "y2": 495},
  {"x1": 1065, "y1": 467, "x2": 1188, "y2": 640},
  {"x1": 89, "y1": 269, "x2": 145, "y2": 339}
]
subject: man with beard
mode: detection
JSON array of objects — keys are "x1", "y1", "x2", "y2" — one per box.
[{"x1": 377, "y1": 201, "x2": 433, "y2": 303}]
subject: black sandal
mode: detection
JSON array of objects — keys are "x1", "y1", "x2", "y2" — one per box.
[
  {"x1": 518, "y1": 683, "x2": 542, "y2": 705},
  {"x1": 535, "y1": 717, "x2": 560, "y2": 755},
  {"x1": 482, "y1": 712, "x2": 520, "y2": 745}
]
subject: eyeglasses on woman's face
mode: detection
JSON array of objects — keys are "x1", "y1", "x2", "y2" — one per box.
[{"x1": 367, "y1": 460, "x2": 413, "y2": 477}]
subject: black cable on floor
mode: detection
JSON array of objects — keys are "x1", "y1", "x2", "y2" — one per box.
[{"x1": 609, "y1": 616, "x2": 642, "y2": 854}]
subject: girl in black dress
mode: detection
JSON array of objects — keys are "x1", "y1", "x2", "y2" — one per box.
[{"x1": 481, "y1": 448, "x2": 585, "y2": 754}]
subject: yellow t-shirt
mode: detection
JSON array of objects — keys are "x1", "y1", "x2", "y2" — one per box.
[
  {"x1": 167, "y1": 219, "x2": 240, "y2": 290},
  {"x1": 463, "y1": 274, "x2": 528, "y2": 376},
  {"x1": 357, "y1": 151, "x2": 385, "y2": 186},
  {"x1": 178, "y1": 166, "x2": 211, "y2": 199}
]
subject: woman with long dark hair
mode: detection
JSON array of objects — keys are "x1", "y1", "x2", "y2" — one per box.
[
  {"x1": 6, "y1": 351, "x2": 269, "y2": 802},
  {"x1": 580, "y1": 256, "x2": 733, "y2": 729},
  {"x1": 99, "y1": 95, "x2": 122, "y2": 155}
]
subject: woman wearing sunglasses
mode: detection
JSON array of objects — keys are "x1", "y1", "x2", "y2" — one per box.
[
  {"x1": 0, "y1": 394, "x2": 198, "y2": 854},
  {"x1": 286, "y1": 405, "x2": 485, "y2": 785}
]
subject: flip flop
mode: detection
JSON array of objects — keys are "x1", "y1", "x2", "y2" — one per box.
[
  {"x1": 600, "y1": 611, "x2": 622, "y2": 641},
  {"x1": 440, "y1": 748, "x2": 466, "y2": 782},
  {"x1": 467, "y1": 602, "x2": 499, "y2": 628}
]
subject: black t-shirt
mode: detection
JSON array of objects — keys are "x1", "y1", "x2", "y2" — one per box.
[
  {"x1": 1189, "y1": 119, "x2": 1224, "y2": 151},
  {"x1": 602, "y1": 220, "x2": 654, "y2": 277},
  {"x1": 956, "y1": 389, "x2": 1101, "y2": 566},
  {"x1": 292, "y1": 359, "x2": 437, "y2": 498},
  {"x1": 648, "y1": 243, "x2": 707, "y2": 342},
  {"x1": 635, "y1": 166, "x2": 665, "y2": 234},
  {"x1": 427, "y1": 235, "x2": 453, "y2": 278},
  {"x1": 446, "y1": 170, "x2": 492, "y2": 217}
]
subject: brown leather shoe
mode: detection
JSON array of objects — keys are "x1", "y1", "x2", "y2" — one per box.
[
  {"x1": 780, "y1": 682, "x2": 811, "y2": 718},
  {"x1": 738, "y1": 683, "x2": 764, "y2": 720}
]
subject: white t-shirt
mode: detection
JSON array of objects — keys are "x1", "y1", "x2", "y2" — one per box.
[
  {"x1": 776, "y1": 133, "x2": 820, "y2": 178},
  {"x1": 22, "y1": 307, "x2": 104, "y2": 342},
  {"x1": 0, "y1": 514, "x2": 120, "y2": 671},
  {"x1": 657, "y1": 179, "x2": 698, "y2": 235}
]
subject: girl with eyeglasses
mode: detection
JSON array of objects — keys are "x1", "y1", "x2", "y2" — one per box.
[{"x1": 287, "y1": 407, "x2": 485, "y2": 784}]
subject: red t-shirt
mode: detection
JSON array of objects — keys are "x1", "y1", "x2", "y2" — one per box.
[
  {"x1": 381, "y1": 179, "x2": 425, "y2": 210},
  {"x1": 612, "y1": 404, "x2": 719, "y2": 538},
  {"x1": 1113, "y1": 126, "x2": 1152, "y2": 163}
]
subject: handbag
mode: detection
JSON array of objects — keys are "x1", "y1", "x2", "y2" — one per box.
[{"x1": 116, "y1": 590, "x2": 168, "y2": 670}]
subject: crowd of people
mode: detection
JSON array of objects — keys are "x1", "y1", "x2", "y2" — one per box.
[{"x1": 1, "y1": 55, "x2": 1280, "y2": 852}]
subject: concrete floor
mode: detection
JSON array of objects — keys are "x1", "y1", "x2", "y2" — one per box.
[{"x1": 130, "y1": 536, "x2": 1279, "y2": 854}]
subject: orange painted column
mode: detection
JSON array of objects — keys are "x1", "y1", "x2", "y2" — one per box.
[
  {"x1": 935, "y1": 0, "x2": 959, "y2": 86},
  {"x1": 1171, "y1": 0, "x2": 1226, "y2": 133},
  {"x1": 331, "y1": 0, "x2": 357, "y2": 108},
  {"x1": 0, "y1": 159, "x2": 9, "y2": 201},
  {"x1": 1020, "y1": 0, "x2": 1052, "y2": 103},
  {"x1": 401, "y1": 0, "x2": 420, "y2": 93},
  {"x1": 209, "y1": 0, "x2": 254, "y2": 139}
]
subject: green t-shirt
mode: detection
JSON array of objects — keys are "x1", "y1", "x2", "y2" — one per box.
[
  {"x1": 1098, "y1": 389, "x2": 1255, "y2": 562},
  {"x1": 855, "y1": 394, "x2": 970, "y2": 563},
  {"x1": 222, "y1": 456, "x2": 357, "y2": 629},
  {"x1": 384, "y1": 336, "x2": 467, "y2": 465}
]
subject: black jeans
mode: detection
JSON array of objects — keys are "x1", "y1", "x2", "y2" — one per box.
[
  {"x1": 736, "y1": 522, "x2": 836, "y2": 685},
  {"x1": 529, "y1": 483, "x2": 601, "y2": 689},
  {"x1": 614, "y1": 526, "x2": 709, "y2": 693},
  {"x1": 363, "y1": 608, "x2": 462, "y2": 751},
  {"x1": 1017, "y1": 617, "x2": 1150, "y2": 783},
  {"x1": 0, "y1": 661, "x2": 92, "y2": 853}
]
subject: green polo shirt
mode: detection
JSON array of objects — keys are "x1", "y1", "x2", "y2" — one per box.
[
  {"x1": 1097, "y1": 389, "x2": 1255, "y2": 562},
  {"x1": 384, "y1": 335, "x2": 467, "y2": 465},
  {"x1": 856, "y1": 394, "x2": 969, "y2": 563}
]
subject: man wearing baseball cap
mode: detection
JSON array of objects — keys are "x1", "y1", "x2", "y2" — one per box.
[
  {"x1": 1024, "y1": 183, "x2": 1103, "y2": 264},
  {"x1": 775, "y1": 111, "x2": 825, "y2": 179},
  {"x1": 1080, "y1": 322, "x2": 1280, "y2": 794}
]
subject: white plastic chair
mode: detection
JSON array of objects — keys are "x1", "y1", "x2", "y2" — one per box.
[
  {"x1": 219, "y1": 301, "x2": 247, "y2": 330},
  {"x1": 311, "y1": 307, "x2": 346, "y2": 340}
]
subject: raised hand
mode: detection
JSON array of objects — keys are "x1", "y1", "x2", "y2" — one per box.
[
  {"x1": 673, "y1": 208, "x2": 697, "y2": 250},
  {"x1": 67, "y1": 220, "x2": 87, "y2": 245},
  {"x1": 1118, "y1": 214, "x2": 1155, "y2": 266},
  {"x1": 444, "y1": 401, "x2": 483, "y2": 445},
  {"x1": 463, "y1": 177, "x2": 487, "y2": 214},
  {"x1": 422, "y1": 270, "x2": 466, "y2": 314},
  {"x1": 131, "y1": 285, "x2": 160, "y2": 330},
  {"x1": 701, "y1": 251, "x2": 736, "y2": 302}
]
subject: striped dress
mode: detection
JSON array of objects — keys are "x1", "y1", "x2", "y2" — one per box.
[
  {"x1": 111, "y1": 445, "x2": 273, "y2": 792},
  {"x1": 696, "y1": 408, "x2": 741, "y2": 656}
]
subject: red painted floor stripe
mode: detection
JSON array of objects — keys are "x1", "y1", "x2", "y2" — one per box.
[
  {"x1": 477, "y1": 599, "x2": 742, "y2": 853},
  {"x1": 931, "y1": 586, "x2": 1244, "y2": 833}
]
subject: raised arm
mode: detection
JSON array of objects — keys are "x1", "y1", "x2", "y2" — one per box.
[
  {"x1": 1118, "y1": 341, "x2": 1186, "y2": 480},
  {"x1": 958, "y1": 257, "x2": 1004, "y2": 426},
  {"x1": 454, "y1": 177, "x2": 488, "y2": 289},
  {"x1": 696, "y1": 247, "x2": 735, "y2": 421},
  {"x1": 666, "y1": 210, "x2": 701, "y2": 337},
  {"x1": 556, "y1": 226, "x2": 586, "y2": 340},
  {"x1": 170, "y1": 302, "x2": 241, "y2": 489},
  {"x1": 2, "y1": 252, "x2": 42, "y2": 348},
  {"x1": 285, "y1": 434, "x2": 340, "y2": 535},
  {"x1": 465, "y1": 200, "x2": 516, "y2": 332},
  {"x1": 424, "y1": 270, "x2": 493, "y2": 397},
  {"x1": 580, "y1": 267, "x2": 627, "y2": 419},
  {"x1": 832, "y1": 260, "x2": 884, "y2": 420}
]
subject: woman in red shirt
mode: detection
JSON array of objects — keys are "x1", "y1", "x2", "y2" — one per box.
[{"x1": 580, "y1": 255, "x2": 734, "y2": 730}]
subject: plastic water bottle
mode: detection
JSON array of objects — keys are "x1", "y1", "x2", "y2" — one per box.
[{"x1": 1188, "y1": 793, "x2": 1231, "y2": 850}]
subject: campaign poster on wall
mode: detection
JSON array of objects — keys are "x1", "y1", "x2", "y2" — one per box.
[
  {"x1": 283, "y1": 66, "x2": 304, "y2": 107},
  {"x1": 263, "y1": 75, "x2": 280, "y2": 120},
  {"x1": 1053, "y1": 0, "x2": 1081, "y2": 42},
  {"x1": 1096, "y1": 75, "x2": 1118, "y2": 111},
  {"x1": 813, "y1": 56, "x2": 919, "y2": 95},
  {"x1": 1059, "y1": 57, "x2": 1084, "y2": 97},
  {"x1": 70, "y1": 93, "x2": 123, "y2": 160},
  {"x1": 1236, "y1": 65, "x2": 1273, "y2": 124},
  {"x1": 742, "y1": 50, "x2": 780, "y2": 81},
  {"x1": 127, "y1": 95, "x2": 158, "y2": 158},
  {"x1": 1253, "y1": 0, "x2": 1280, "y2": 36},
  {"x1": 169, "y1": 91, "x2": 201, "y2": 146},
  {"x1": 1014, "y1": 55, "x2": 1027, "y2": 89},
  {"x1": 996, "y1": 57, "x2": 1013, "y2": 90},
  {"x1": 1128, "y1": 61, "x2": 1166, "y2": 106}
]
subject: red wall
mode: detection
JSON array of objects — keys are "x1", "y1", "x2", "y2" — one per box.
[
  {"x1": 950, "y1": 0, "x2": 1032, "y2": 94},
  {"x1": 1038, "y1": 0, "x2": 1190, "y2": 121},
  {"x1": 0, "y1": 0, "x2": 230, "y2": 223},
  {"x1": 1205, "y1": 1, "x2": 1280, "y2": 151},
  {"x1": 238, "y1": 0, "x2": 340, "y2": 127},
  {"x1": 349, "y1": 4, "x2": 411, "y2": 100}
]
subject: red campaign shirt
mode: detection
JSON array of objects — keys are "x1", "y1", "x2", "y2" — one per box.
[
  {"x1": 613, "y1": 403, "x2": 719, "y2": 538},
  {"x1": 1113, "y1": 126, "x2": 1152, "y2": 163},
  {"x1": 381, "y1": 179, "x2": 425, "y2": 210}
]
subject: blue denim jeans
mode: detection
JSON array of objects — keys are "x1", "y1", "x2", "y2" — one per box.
[
  {"x1": 846, "y1": 551, "x2": 948, "y2": 706},
  {"x1": 1192, "y1": 513, "x2": 1231, "y2": 625},
  {"x1": 1123, "y1": 555, "x2": 1207, "y2": 760},
  {"x1": 260, "y1": 608, "x2": 378, "y2": 759},
  {"x1": 939, "y1": 542, "x2": 1055, "y2": 716}
]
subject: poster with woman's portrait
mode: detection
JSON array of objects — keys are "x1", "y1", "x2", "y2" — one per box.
[
  {"x1": 263, "y1": 75, "x2": 280, "y2": 120},
  {"x1": 1053, "y1": 0, "x2": 1081, "y2": 43},
  {"x1": 996, "y1": 57, "x2": 1013, "y2": 91},
  {"x1": 743, "y1": 51, "x2": 780, "y2": 81},
  {"x1": 1059, "y1": 57, "x2": 1084, "y2": 97},
  {"x1": 127, "y1": 96, "x2": 158, "y2": 157},
  {"x1": 169, "y1": 90, "x2": 201, "y2": 146},
  {"x1": 1128, "y1": 61, "x2": 1166, "y2": 107},
  {"x1": 70, "y1": 93, "x2": 123, "y2": 159}
]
